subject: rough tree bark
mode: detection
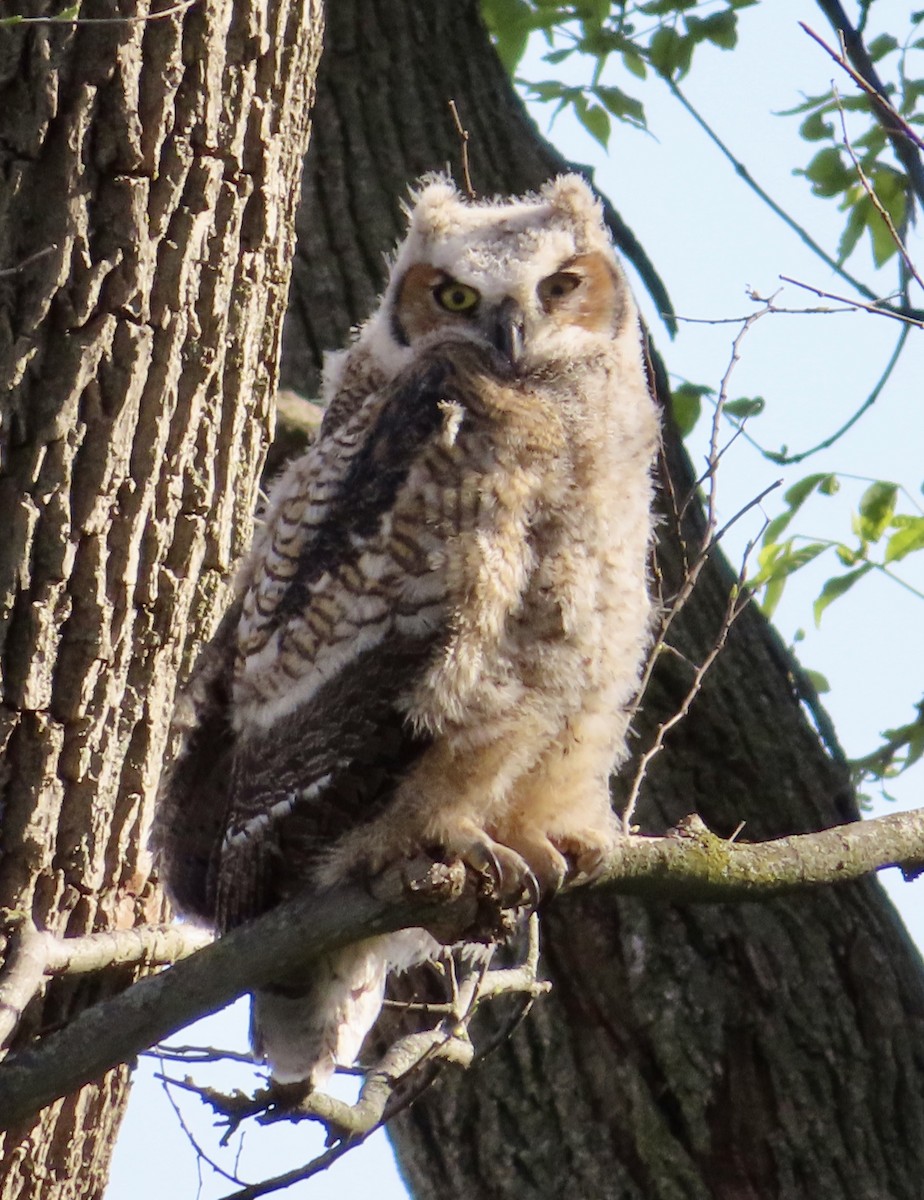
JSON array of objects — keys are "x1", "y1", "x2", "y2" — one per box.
[
  {"x1": 278, "y1": 3, "x2": 924, "y2": 1198},
  {"x1": 0, "y1": 1, "x2": 322, "y2": 1196}
]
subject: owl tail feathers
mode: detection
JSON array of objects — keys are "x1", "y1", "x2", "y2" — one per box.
[{"x1": 251, "y1": 930, "x2": 441, "y2": 1090}]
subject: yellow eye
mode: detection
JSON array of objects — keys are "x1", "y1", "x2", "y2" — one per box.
[
  {"x1": 435, "y1": 281, "x2": 480, "y2": 313},
  {"x1": 538, "y1": 272, "x2": 581, "y2": 307}
]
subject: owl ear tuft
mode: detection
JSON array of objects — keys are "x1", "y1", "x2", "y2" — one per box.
[
  {"x1": 541, "y1": 174, "x2": 612, "y2": 255},
  {"x1": 542, "y1": 174, "x2": 602, "y2": 225},
  {"x1": 403, "y1": 174, "x2": 462, "y2": 241}
]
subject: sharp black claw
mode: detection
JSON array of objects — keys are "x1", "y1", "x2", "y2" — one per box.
[{"x1": 521, "y1": 866, "x2": 541, "y2": 910}]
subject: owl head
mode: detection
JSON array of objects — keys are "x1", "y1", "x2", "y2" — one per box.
[{"x1": 336, "y1": 175, "x2": 635, "y2": 386}]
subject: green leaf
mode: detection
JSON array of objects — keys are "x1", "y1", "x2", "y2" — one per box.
[
  {"x1": 640, "y1": 0, "x2": 698, "y2": 15},
  {"x1": 750, "y1": 541, "x2": 827, "y2": 597},
  {"x1": 622, "y1": 47, "x2": 647, "y2": 79},
  {"x1": 648, "y1": 27, "x2": 693, "y2": 78},
  {"x1": 797, "y1": 147, "x2": 854, "y2": 198},
  {"x1": 799, "y1": 110, "x2": 833, "y2": 142},
  {"x1": 785, "y1": 542, "x2": 828, "y2": 570},
  {"x1": 762, "y1": 573, "x2": 786, "y2": 618},
  {"x1": 866, "y1": 170, "x2": 907, "y2": 266},
  {"x1": 837, "y1": 200, "x2": 867, "y2": 265},
  {"x1": 593, "y1": 85, "x2": 646, "y2": 129},
  {"x1": 574, "y1": 98, "x2": 611, "y2": 148},
  {"x1": 670, "y1": 383, "x2": 709, "y2": 437},
  {"x1": 723, "y1": 395, "x2": 765, "y2": 420},
  {"x1": 803, "y1": 669, "x2": 831, "y2": 695},
  {"x1": 884, "y1": 518, "x2": 924, "y2": 563},
  {"x1": 784, "y1": 472, "x2": 830, "y2": 507},
  {"x1": 577, "y1": 0, "x2": 610, "y2": 25},
  {"x1": 867, "y1": 34, "x2": 898, "y2": 62},
  {"x1": 761, "y1": 472, "x2": 829, "y2": 545},
  {"x1": 481, "y1": 0, "x2": 534, "y2": 73},
  {"x1": 686, "y1": 10, "x2": 737, "y2": 50},
  {"x1": 762, "y1": 511, "x2": 793, "y2": 545},
  {"x1": 857, "y1": 480, "x2": 898, "y2": 542},
  {"x1": 813, "y1": 565, "x2": 872, "y2": 626}
]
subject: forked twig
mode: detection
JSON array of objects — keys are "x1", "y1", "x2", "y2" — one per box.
[
  {"x1": 151, "y1": 916, "x2": 546, "y2": 1200},
  {"x1": 625, "y1": 306, "x2": 773, "y2": 827}
]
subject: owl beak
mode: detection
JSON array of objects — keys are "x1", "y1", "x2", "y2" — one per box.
[{"x1": 491, "y1": 297, "x2": 526, "y2": 367}]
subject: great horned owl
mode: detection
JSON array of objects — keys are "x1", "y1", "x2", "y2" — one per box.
[{"x1": 156, "y1": 175, "x2": 660, "y2": 1090}]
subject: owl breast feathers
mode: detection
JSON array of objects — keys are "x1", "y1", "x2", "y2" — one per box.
[{"x1": 155, "y1": 173, "x2": 660, "y2": 1089}]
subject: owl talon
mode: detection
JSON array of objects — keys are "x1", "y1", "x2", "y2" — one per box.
[{"x1": 439, "y1": 828, "x2": 537, "y2": 911}]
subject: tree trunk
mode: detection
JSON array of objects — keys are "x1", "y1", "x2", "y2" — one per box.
[
  {"x1": 0, "y1": 1, "x2": 322, "y2": 1195},
  {"x1": 280, "y1": 3, "x2": 924, "y2": 1198}
]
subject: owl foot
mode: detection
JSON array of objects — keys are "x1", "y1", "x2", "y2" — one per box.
[
  {"x1": 458, "y1": 834, "x2": 540, "y2": 911},
  {"x1": 423, "y1": 817, "x2": 539, "y2": 911},
  {"x1": 490, "y1": 826, "x2": 569, "y2": 898},
  {"x1": 493, "y1": 824, "x2": 617, "y2": 896},
  {"x1": 551, "y1": 828, "x2": 617, "y2": 885}
]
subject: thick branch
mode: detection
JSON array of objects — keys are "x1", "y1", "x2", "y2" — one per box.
[
  {"x1": 0, "y1": 811, "x2": 922, "y2": 1131},
  {"x1": 598, "y1": 810, "x2": 924, "y2": 896}
]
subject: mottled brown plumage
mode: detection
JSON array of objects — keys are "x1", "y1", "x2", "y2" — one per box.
[{"x1": 155, "y1": 175, "x2": 660, "y2": 1089}]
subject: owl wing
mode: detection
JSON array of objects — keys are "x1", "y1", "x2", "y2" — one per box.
[
  {"x1": 213, "y1": 351, "x2": 485, "y2": 931},
  {"x1": 154, "y1": 598, "x2": 242, "y2": 922}
]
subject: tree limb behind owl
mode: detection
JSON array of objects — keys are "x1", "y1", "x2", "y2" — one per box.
[{"x1": 155, "y1": 175, "x2": 659, "y2": 1092}]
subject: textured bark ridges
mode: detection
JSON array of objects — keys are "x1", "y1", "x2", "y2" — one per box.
[
  {"x1": 282, "y1": 4, "x2": 924, "y2": 1199},
  {"x1": 0, "y1": 0, "x2": 322, "y2": 1195}
]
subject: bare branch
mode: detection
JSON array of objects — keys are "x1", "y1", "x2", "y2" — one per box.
[
  {"x1": 623, "y1": 576, "x2": 751, "y2": 832},
  {"x1": 0, "y1": 922, "x2": 211, "y2": 1055},
  {"x1": 1, "y1": 814, "x2": 924, "y2": 1134},
  {"x1": 599, "y1": 809, "x2": 924, "y2": 898}
]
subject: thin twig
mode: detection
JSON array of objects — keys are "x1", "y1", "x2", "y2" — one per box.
[
  {"x1": 623, "y1": 575, "x2": 751, "y2": 831},
  {"x1": 663, "y1": 76, "x2": 881, "y2": 303},
  {"x1": 832, "y1": 86, "x2": 924, "y2": 293},
  {"x1": 0, "y1": 245, "x2": 58, "y2": 279},
  {"x1": 801, "y1": 19, "x2": 924, "y2": 155},
  {"x1": 1, "y1": 0, "x2": 198, "y2": 26},
  {"x1": 0, "y1": 922, "x2": 211, "y2": 1055},
  {"x1": 711, "y1": 481, "x2": 781, "y2": 548},
  {"x1": 145, "y1": 1044, "x2": 256, "y2": 1065},
  {"x1": 448, "y1": 100, "x2": 475, "y2": 199},
  {"x1": 628, "y1": 304, "x2": 770, "y2": 767},
  {"x1": 779, "y1": 275, "x2": 924, "y2": 327},
  {"x1": 764, "y1": 321, "x2": 912, "y2": 464},
  {"x1": 155, "y1": 1054, "x2": 246, "y2": 1188}
]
